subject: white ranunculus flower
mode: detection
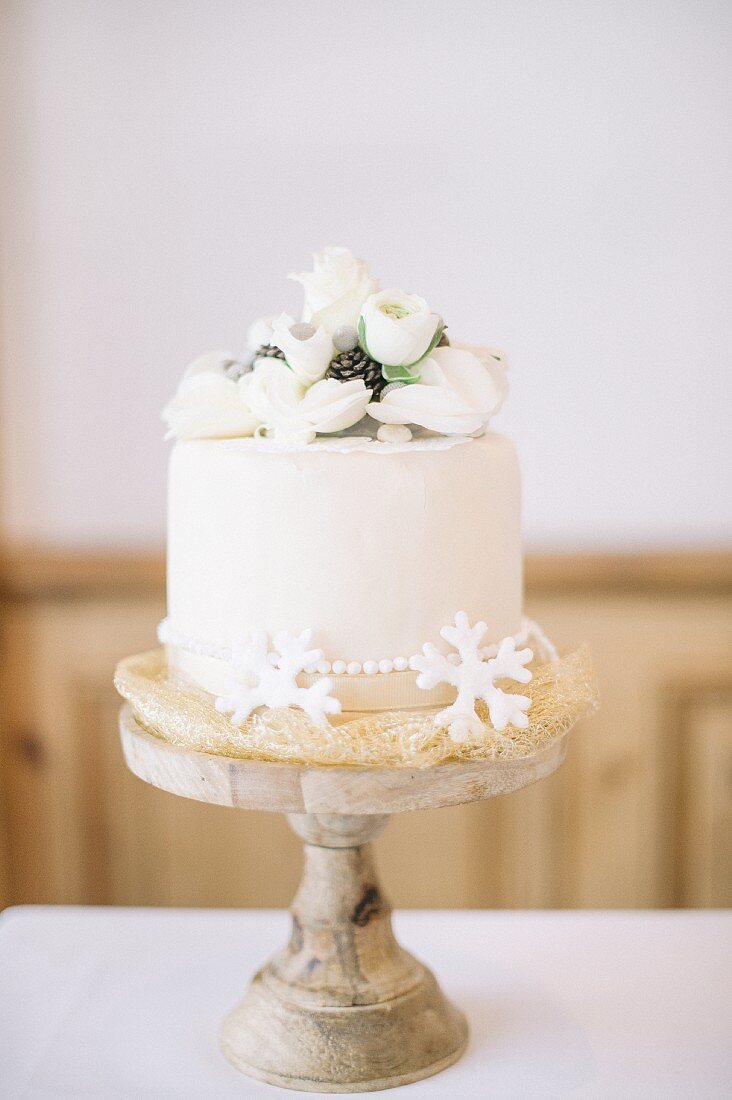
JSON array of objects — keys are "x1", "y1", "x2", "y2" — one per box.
[
  {"x1": 239, "y1": 359, "x2": 310, "y2": 441},
  {"x1": 449, "y1": 341, "x2": 509, "y2": 413},
  {"x1": 298, "y1": 378, "x2": 372, "y2": 434},
  {"x1": 367, "y1": 346, "x2": 502, "y2": 436},
  {"x1": 359, "y1": 289, "x2": 442, "y2": 368},
  {"x1": 163, "y1": 351, "x2": 260, "y2": 440},
  {"x1": 269, "y1": 313, "x2": 334, "y2": 384},
  {"x1": 290, "y1": 246, "x2": 378, "y2": 334}
]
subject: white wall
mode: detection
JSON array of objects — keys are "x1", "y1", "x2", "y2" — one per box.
[{"x1": 1, "y1": 0, "x2": 730, "y2": 550}]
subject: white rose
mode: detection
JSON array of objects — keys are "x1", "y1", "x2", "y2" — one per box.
[
  {"x1": 449, "y1": 341, "x2": 509, "y2": 413},
  {"x1": 359, "y1": 289, "x2": 442, "y2": 368},
  {"x1": 299, "y1": 378, "x2": 372, "y2": 434},
  {"x1": 239, "y1": 359, "x2": 309, "y2": 441},
  {"x1": 162, "y1": 351, "x2": 259, "y2": 440},
  {"x1": 290, "y1": 246, "x2": 378, "y2": 334},
  {"x1": 367, "y1": 347, "x2": 502, "y2": 436},
  {"x1": 269, "y1": 314, "x2": 334, "y2": 385}
]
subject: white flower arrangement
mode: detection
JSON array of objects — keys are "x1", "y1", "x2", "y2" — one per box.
[{"x1": 162, "y1": 247, "x2": 509, "y2": 444}]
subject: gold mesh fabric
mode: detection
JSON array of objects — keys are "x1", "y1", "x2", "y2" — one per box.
[{"x1": 115, "y1": 647, "x2": 598, "y2": 768}]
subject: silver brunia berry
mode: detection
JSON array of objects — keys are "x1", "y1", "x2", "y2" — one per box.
[
  {"x1": 332, "y1": 325, "x2": 359, "y2": 353},
  {"x1": 290, "y1": 321, "x2": 316, "y2": 341}
]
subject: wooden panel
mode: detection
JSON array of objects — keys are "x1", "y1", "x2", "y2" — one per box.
[
  {"x1": 524, "y1": 593, "x2": 732, "y2": 908},
  {"x1": 0, "y1": 773, "x2": 9, "y2": 909},
  {"x1": 667, "y1": 682, "x2": 732, "y2": 907},
  {"x1": 0, "y1": 547, "x2": 729, "y2": 598},
  {"x1": 0, "y1": 596, "x2": 302, "y2": 907},
  {"x1": 0, "y1": 551, "x2": 731, "y2": 910}
]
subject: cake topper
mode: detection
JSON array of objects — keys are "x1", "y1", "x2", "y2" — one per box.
[{"x1": 163, "y1": 247, "x2": 509, "y2": 444}]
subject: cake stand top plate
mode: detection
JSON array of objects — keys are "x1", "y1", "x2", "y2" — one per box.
[{"x1": 120, "y1": 706, "x2": 567, "y2": 816}]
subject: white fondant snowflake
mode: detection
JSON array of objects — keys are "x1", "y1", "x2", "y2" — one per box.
[
  {"x1": 410, "y1": 612, "x2": 533, "y2": 743},
  {"x1": 215, "y1": 629, "x2": 341, "y2": 728}
]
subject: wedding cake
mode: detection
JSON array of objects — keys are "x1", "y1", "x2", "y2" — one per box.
[{"x1": 160, "y1": 247, "x2": 551, "y2": 742}]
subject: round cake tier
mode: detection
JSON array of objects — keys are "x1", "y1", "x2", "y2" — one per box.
[{"x1": 166, "y1": 432, "x2": 522, "y2": 706}]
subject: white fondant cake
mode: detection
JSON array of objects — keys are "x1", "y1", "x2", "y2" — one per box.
[
  {"x1": 161, "y1": 247, "x2": 539, "y2": 732},
  {"x1": 165, "y1": 431, "x2": 522, "y2": 709}
]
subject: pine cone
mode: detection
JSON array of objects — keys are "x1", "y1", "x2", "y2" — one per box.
[
  {"x1": 253, "y1": 344, "x2": 286, "y2": 361},
  {"x1": 326, "y1": 347, "x2": 386, "y2": 400}
]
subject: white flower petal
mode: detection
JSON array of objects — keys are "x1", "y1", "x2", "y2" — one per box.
[
  {"x1": 163, "y1": 368, "x2": 259, "y2": 440},
  {"x1": 300, "y1": 378, "x2": 372, "y2": 433},
  {"x1": 310, "y1": 277, "x2": 377, "y2": 334},
  {"x1": 181, "y1": 350, "x2": 237, "y2": 382},
  {"x1": 239, "y1": 359, "x2": 306, "y2": 437},
  {"x1": 448, "y1": 341, "x2": 509, "y2": 412},
  {"x1": 424, "y1": 347, "x2": 502, "y2": 418},
  {"x1": 270, "y1": 315, "x2": 334, "y2": 384},
  {"x1": 246, "y1": 315, "x2": 291, "y2": 351},
  {"x1": 368, "y1": 383, "x2": 484, "y2": 435}
]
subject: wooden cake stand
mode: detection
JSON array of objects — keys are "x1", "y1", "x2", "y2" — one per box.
[{"x1": 119, "y1": 705, "x2": 568, "y2": 1093}]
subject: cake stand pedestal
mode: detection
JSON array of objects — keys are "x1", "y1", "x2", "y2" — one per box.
[{"x1": 119, "y1": 706, "x2": 567, "y2": 1093}]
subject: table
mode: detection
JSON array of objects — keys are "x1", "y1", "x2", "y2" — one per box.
[{"x1": 0, "y1": 907, "x2": 729, "y2": 1098}]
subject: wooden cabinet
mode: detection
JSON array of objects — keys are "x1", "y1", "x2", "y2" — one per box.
[{"x1": 0, "y1": 552, "x2": 730, "y2": 910}]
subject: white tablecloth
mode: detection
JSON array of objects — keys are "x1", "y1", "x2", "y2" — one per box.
[{"x1": 0, "y1": 907, "x2": 729, "y2": 1098}]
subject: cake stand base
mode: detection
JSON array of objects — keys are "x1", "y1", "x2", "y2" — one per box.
[
  {"x1": 119, "y1": 707, "x2": 568, "y2": 1093},
  {"x1": 220, "y1": 814, "x2": 466, "y2": 1093}
]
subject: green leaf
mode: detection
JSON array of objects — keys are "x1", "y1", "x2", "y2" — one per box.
[
  {"x1": 357, "y1": 316, "x2": 370, "y2": 357},
  {"x1": 382, "y1": 363, "x2": 421, "y2": 384},
  {"x1": 426, "y1": 319, "x2": 446, "y2": 356}
]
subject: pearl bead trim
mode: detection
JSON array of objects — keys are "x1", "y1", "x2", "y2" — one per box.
[{"x1": 157, "y1": 617, "x2": 556, "y2": 676}]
